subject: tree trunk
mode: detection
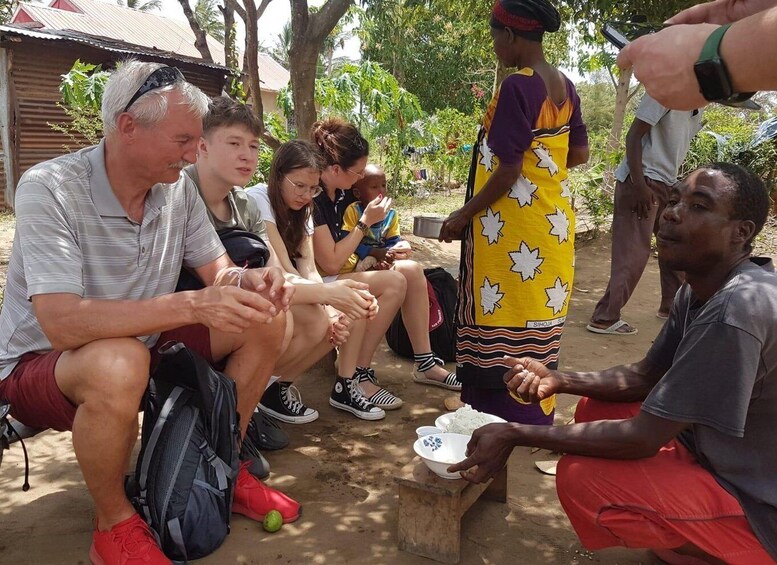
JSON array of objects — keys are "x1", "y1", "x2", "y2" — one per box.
[
  {"x1": 607, "y1": 66, "x2": 633, "y2": 154},
  {"x1": 288, "y1": 44, "x2": 320, "y2": 137},
  {"x1": 289, "y1": 0, "x2": 353, "y2": 137},
  {"x1": 235, "y1": 0, "x2": 280, "y2": 149},
  {"x1": 176, "y1": 0, "x2": 213, "y2": 63},
  {"x1": 219, "y1": 2, "x2": 237, "y2": 71}
]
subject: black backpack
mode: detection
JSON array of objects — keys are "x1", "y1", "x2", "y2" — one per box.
[
  {"x1": 128, "y1": 342, "x2": 241, "y2": 562},
  {"x1": 385, "y1": 267, "x2": 458, "y2": 362},
  {"x1": 176, "y1": 228, "x2": 270, "y2": 291}
]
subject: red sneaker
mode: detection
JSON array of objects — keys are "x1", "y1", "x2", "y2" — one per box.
[
  {"x1": 232, "y1": 461, "x2": 301, "y2": 523},
  {"x1": 89, "y1": 514, "x2": 170, "y2": 565}
]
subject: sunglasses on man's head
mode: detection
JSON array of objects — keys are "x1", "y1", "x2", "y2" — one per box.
[{"x1": 123, "y1": 66, "x2": 185, "y2": 113}]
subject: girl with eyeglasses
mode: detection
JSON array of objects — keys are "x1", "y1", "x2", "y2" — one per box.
[
  {"x1": 248, "y1": 140, "x2": 390, "y2": 421},
  {"x1": 310, "y1": 118, "x2": 462, "y2": 419}
]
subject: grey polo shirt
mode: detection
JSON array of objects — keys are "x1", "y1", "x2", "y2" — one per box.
[
  {"x1": 615, "y1": 93, "x2": 703, "y2": 186},
  {"x1": 0, "y1": 140, "x2": 225, "y2": 379}
]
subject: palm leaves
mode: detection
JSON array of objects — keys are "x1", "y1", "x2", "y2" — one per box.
[
  {"x1": 194, "y1": 0, "x2": 224, "y2": 43},
  {"x1": 117, "y1": 0, "x2": 162, "y2": 13}
]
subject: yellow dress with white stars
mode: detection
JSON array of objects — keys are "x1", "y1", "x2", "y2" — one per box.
[{"x1": 456, "y1": 68, "x2": 582, "y2": 423}]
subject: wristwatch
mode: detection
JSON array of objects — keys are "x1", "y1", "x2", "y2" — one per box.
[
  {"x1": 694, "y1": 24, "x2": 755, "y2": 105},
  {"x1": 356, "y1": 221, "x2": 370, "y2": 235}
]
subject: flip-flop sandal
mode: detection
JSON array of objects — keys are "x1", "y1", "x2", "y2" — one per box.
[
  {"x1": 586, "y1": 320, "x2": 638, "y2": 335},
  {"x1": 534, "y1": 460, "x2": 558, "y2": 475}
]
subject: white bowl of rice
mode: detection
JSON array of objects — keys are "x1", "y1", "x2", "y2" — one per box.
[
  {"x1": 435, "y1": 405, "x2": 506, "y2": 435},
  {"x1": 413, "y1": 433, "x2": 471, "y2": 479}
]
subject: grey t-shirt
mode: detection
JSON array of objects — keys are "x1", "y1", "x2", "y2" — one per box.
[
  {"x1": 183, "y1": 165, "x2": 269, "y2": 242},
  {"x1": 643, "y1": 258, "x2": 777, "y2": 559},
  {"x1": 615, "y1": 93, "x2": 703, "y2": 186},
  {"x1": 0, "y1": 141, "x2": 225, "y2": 378}
]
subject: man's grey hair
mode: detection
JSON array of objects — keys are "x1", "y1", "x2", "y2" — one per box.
[{"x1": 102, "y1": 58, "x2": 209, "y2": 136}]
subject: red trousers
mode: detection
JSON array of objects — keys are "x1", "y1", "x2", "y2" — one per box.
[{"x1": 556, "y1": 398, "x2": 774, "y2": 564}]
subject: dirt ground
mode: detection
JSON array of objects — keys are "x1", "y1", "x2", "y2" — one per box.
[{"x1": 0, "y1": 215, "x2": 775, "y2": 565}]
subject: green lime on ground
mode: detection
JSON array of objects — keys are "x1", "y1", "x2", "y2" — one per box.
[{"x1": 262, "y1": 510, "x2": 283, "y2": 533}]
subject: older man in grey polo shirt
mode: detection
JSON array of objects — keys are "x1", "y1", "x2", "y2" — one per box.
[{"x1": 0, "y1": 60, "x2": 299, "y2": 564}]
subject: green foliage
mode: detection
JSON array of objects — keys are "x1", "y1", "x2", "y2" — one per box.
[
  {"x1": 49, "y1": 60, "x2": 109, "y2": 151},
  {"x1": 280, "y1": 60, "x2": 425, "y2": 194},
  {"x1": 563, "y1": 1, "x2": 695, "y2": 51},
  {"x1": 360, "y1": 0, "x2": 494, "y2": 115},
  {"x1": 118, "y1": 0, "x2": 162, "y2": 12},
  {"x1": 682, "y1": 106, "x2": 777, "y2": 197},
  {"x1": 1, "y1": 0, "x2": 18, "y2": 24},
  {"x1": 414, "y1": 107, "x2": 479, "y2": 189},
  {"x1": 194, "y1": 0, "x2": 225, "y2": 43},
  {"x1": 252, "y1": 113, "x2": 293, "y2": 184},
  {"x1": 568, "y1": 162, "x2": 613, "y2": 231},
  {"x1": 59, "y1": 60, "x2": 110, "y2": 112}
]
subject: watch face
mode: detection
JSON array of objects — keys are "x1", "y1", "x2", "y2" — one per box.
[{"x1": 694, "y1": 59, "x2": 733, "y2": 101}]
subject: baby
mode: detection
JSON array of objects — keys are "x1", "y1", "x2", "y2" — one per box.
[{"x1": 340, "y1": 164, "x2": 412, "y2": 272}]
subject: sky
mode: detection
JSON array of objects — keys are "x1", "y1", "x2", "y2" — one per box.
[
  {"x1": 156, "y1": 0, "x2": 578, "y2": 80},
  {"x1": 156, "y1": 0, "x2": 360, "y2": 59}
]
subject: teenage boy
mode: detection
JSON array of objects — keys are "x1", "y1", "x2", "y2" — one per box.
[{"x1": 188, "y1": 97, "x2": 378, "y2": 427}]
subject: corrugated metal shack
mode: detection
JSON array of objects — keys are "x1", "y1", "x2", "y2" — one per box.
[{"x1": 0, "y1": 24, "x2": 229, "y2": 208}]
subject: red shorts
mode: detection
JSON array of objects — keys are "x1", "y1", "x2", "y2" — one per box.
[
  {"x1": 556, "y1": 398, "x2": 773, "y2": 564},
  {"x1": 0, "y1": 325, "x2": 213, "y2": 433}
]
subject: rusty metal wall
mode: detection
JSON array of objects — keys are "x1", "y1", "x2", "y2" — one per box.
[{"x1": 0, "y1": 37, "x2": 225, "y2": 209}]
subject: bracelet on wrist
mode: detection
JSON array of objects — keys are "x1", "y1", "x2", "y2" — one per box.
[{"x1": 356, "y1": 220, "x2": 370, "y2": 235}]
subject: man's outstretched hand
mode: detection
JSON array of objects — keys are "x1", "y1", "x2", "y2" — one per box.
[
  {"x1": 503, "y1": 356, "x2": 562, "y2": 403},
  {"x1": 447, "y1": 423, "x2": 516, "y2": 483}
]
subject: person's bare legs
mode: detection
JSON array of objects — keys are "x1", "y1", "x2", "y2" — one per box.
[
  {"x1": 337, "y1": 269, "x2": 406, "y2": 396},
  {"x1": 274, "y1": 304, "x2": 331, "y2": 381},
  {"x1": 55, "y1": 338, "x2": 153, "y2": 531},
  {"x1": 392, "y1": 259, "x2": 451, "y2": 382},
  {"x1": 211, "y1": 311, "x2": 287, "y2": 437},
  {"x1": 337, "y1": 317, "x2": 367, "y2": 378}
]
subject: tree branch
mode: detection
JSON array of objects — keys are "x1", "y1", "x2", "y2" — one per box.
[
  {"x1": 176, "y1": 0, "x2": 214, "y2": 62},
  {"x1": 225, "y1": 0, "x2": 245, "y2": 22}
]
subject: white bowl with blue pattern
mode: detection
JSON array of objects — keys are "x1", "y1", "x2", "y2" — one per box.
[{"x1": 413, "y1": 433, "x2": 470, "y2": 479}]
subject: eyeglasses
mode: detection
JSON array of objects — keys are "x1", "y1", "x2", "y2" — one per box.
[
  {"x1": 123, "y1": 66, "x2": 185, "y2": 113},
  {"x1": 284, "y1": 177, "x2": 323, "y2": 198},
  {"x1": 346, "y1": 167, "x2": 365, "y2": 179}
]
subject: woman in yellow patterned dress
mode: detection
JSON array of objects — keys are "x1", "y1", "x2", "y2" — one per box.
[{"x1": 439, "y1": 0, "x2": 589, "y2": 424}]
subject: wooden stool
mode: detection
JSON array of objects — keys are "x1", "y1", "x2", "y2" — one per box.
[{"x1": 395, "y1": 457, "x2": 508, "y2": 564}]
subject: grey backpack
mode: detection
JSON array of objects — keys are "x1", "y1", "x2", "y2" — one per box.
[{"x1": 128, "y1": 342, "x2": 240, "y2": 562}]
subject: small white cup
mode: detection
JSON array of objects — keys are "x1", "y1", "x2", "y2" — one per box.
[{"x1": 416, "y1": 426, "x2": 443, "y2": 439}]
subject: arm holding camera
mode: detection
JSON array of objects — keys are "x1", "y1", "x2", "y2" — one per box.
[{"x1": 618, "y1": 2, "x2": 777, "y2": 109}]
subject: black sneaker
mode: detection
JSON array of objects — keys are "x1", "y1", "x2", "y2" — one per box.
[
  {"x1": 247, "y1": 409, "x2": 289, "y2": 451},
  {"x1": 329, "y1": 376, "x2": 385, "y2": 421},
  {"x1": 240, "y1": 422, "x2": 271, "y2": 480},
  {"x1": 259, "y1": 381, "x2": 319, "y2": 424}
]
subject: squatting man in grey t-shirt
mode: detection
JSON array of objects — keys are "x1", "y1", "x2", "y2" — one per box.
[
  {"x1": 0, "y1": 60, "x2": 301, "y2": 564},
  {"x1": 449, "y1": 163, "x2": 776, "y2": 563}
]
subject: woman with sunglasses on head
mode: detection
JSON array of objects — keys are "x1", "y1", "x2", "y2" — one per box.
[
  {"x1": 310, "y1": 118, "x2": 462, "y2": 416},
  {"x1": 248, "y1": 140, "x2": 390, "y2": 421}
]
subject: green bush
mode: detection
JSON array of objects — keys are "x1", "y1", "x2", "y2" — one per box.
[
  {"x1": 48, "y1": 60, "x2": 109, "y2": 151},
  {"x1": 683, "y1": 106, "x2": 777, "y2": 195}
]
